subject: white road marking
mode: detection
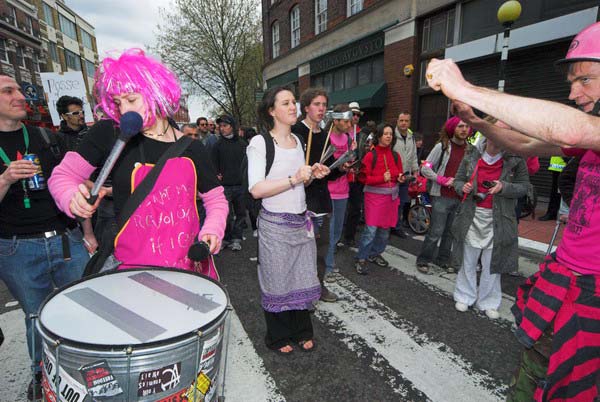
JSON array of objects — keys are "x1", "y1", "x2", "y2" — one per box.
[
  {"x1": 222, "y1": 311, "x2": 285, "y2": 402},
  {"x1": 317, "y1": 277, "x2": 505, "y2": 402}
]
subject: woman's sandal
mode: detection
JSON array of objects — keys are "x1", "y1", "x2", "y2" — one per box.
[
  {"x1": 274, "y1": 344, "x2": 294, "y2": 356},
  {"x1": 297, "y1": 339, "x2": 316, "y2": 352}
]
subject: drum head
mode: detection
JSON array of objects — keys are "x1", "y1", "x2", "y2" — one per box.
[{"x1": 39, "y1": 268, "x2": 228, "y2": 346}]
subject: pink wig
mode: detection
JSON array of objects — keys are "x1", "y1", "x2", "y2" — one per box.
[{"x1": 94, "y1": 48, "x2": 181, "y2": 128}]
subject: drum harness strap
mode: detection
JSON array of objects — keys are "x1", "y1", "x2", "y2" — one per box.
[{"x1": 84, "y1": 135, "x2": 194, "y2": 276}]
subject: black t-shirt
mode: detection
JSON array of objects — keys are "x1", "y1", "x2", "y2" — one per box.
[
  {"x1": 0, "y1": 126, "x2": 73, "y2": 236},
  {"x1": 77, "y1": 119, "x2": 220, "y2": 217}
]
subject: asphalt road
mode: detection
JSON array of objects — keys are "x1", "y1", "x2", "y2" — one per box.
[{"x1": 0, "y1": 227, "x2": 546, "y2": 402}]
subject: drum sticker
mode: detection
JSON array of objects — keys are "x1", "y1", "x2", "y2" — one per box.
[
  {"x1": 79, "y1": 360, "x2": 124, "y2": 399},
  {"x1": 184, "y1": 371, "x2": 215, "y2": 402},
  {"x1": 156, "y1": 389, "x2": 188, "y2": 402},
  {"x1": 200, "y1": 327, "x2": 222, "y2": 371},
  {"x1": 42, "y1": 344, "x2": 87, "y2": 402},
  {"x1": 137, "y1": 362, "x2": 182, "y2": 397}
]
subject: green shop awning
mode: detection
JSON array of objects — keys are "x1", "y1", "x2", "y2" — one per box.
[{"x1": 328, "y1": 82, "x2": 387, "y2": 108}]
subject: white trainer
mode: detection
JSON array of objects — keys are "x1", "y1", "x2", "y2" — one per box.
[
  {"x1": 485, "y1": 309, "x2": 500, "y2": 320},
  {"x1": 455, "y1": 302, "x2": 469, "y2": 312}
]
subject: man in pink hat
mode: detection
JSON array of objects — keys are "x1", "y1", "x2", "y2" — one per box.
[{"x1": 427, "y1": 22, "x2": 600, "y2": 401}]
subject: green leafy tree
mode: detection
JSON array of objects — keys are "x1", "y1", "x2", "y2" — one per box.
[{"x1": 155, "y1": 0, "x2": 263, "y2": 125}]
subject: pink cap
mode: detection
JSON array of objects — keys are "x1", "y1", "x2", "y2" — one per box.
[{"x1": 556, "y1": 22, "x2": 600, "y2": 65}]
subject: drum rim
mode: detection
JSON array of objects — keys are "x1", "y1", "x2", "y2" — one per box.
[{"x1": 36, "y1": 266, "x2": 230, "y2": 349}]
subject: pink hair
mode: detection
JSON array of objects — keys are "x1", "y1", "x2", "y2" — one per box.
[{"x1": 94, "y1": 48, "x2": 181, "y2": 128}]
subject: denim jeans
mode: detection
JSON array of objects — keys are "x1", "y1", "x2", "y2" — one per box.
[
  {"x1": 0, "y1": 228, "x2": 88, "y2": 372},
  {"x1": 356, "y1": 224, "x2": 390, "y2": 261},
  {"x1": 312, "y1": 215, "x2": 325, "y2": 237},
  {"x1": 325, "y1": 198, "x2": 348, "y2": 273},
  {"x1": 416, "y1": 196, "x2": 459, "y2": 266},
  {"x1": 395, "y1": 183, "x2": 410, "y2": 230},
  {"x1": 224, "y1": 185, "x2": 247, "y2": 242}
]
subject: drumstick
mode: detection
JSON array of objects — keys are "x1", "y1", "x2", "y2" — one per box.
[
  {"x1": 320, "y1": 124, "x2": 334, "y2": 163},
  {"x1": 383, "y1": 154, "x2": 389, "y2": 172},
  {"x1": 305, "y1": 126, "x2": 313, "y2": 165}
]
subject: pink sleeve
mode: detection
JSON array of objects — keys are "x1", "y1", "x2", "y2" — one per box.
[
  {"x1": 197, "y1": 186, "x2": 229, "y2": 248},
  {"x1": 48, "y1": 152, "x2": 96, "y2": 218},
  {"x1": 436, "y1": 175, "x2": 451, "y2": 186}
]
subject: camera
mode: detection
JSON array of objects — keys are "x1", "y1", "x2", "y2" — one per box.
[
  {"x1": 482, "y1": 180, "x2": 496, "y2": 189},
  {"x1": 403, "y1": 174, "x2": 417, "y2": 183}
]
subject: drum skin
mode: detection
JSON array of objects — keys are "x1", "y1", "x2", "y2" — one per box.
[{"x1": 36, "y1": 268, "x2": 229, "y2": 402}]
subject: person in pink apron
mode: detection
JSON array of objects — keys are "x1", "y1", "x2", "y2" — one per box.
[
  {"x1": 49, "y1": 49, "x2": 228, "y2": 279},
  {"x1": 355, "y1": 123, "x2": 406, "y2": 275}
]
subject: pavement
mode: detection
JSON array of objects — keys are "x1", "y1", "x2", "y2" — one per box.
[{"x1": 0, "y1": 202, "x2": 567, "y2": 402}]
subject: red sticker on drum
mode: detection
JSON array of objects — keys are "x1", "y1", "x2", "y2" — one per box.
[
  {"x1": 79, "y1": 360, "x2": 124, "y2": 398},
  {"x1": 137, "y1": 362, "x2": 182, "y2": 397},
  {"x1": 156, "y1": 389, "x2": 188, "y2": 402}
]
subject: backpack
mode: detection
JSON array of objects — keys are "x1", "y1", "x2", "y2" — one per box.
[
  {"x1": 37, "y1": 127, "x2": 64, "y2": 161},
  {"x1": 241, "y1": 131, "x2": 306, "y2": 198},
  {"x1": 369, "y1": 148, "x2": 400, "y2": 170}
]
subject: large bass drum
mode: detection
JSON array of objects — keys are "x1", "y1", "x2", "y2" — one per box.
[{"x1": 36, "y1": 267, "x2": 229, "y2": 402}]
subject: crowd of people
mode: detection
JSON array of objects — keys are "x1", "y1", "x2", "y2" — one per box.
[{"x1": 0, "y1": 20, "x2": 598, "y2": 402}]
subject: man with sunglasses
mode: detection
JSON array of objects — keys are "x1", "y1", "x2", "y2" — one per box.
[
  {"x1": 56, "y1": 95, "x2": 87, "y2": 151},
  {"x1": 196, "y1": 116, "x2": 218, "y2": 148}
]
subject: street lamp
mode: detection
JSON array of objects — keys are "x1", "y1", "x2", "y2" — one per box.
[{"x1": 497, "y1": 0, "x2": 522, "y2": 92}]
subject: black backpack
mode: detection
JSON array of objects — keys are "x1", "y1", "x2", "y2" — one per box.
[
  {"x1": 37, "y1": 127, "x2": 64, "y2": 161},
  {"x1": 369, "y1": 148, "x2": 400, "y2": 170},
  {"x1": 241, "y1": 132, "x2": 306, "y2": 198}
]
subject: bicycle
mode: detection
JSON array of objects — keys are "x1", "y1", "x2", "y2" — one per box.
[{"x1": 406, "y1": 175, "x2": 432, "y2": 234}]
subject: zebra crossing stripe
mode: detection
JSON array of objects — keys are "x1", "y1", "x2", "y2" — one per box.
[{"x1": 316, "y1": 276, "x2": 506, "y2": 402}]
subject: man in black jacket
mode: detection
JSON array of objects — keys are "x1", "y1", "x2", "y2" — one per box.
[{"x1": 212, "y1": 115, "x2": 247, "y2": 251}]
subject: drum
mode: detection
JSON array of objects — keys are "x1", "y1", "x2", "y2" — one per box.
[{"x1": 36, "y1": 267, "x2": 229, "y2": 402}]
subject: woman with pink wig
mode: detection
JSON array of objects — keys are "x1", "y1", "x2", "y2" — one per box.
[{"x1": 48, "y1": 49, "x2": 228, "y2": 277}]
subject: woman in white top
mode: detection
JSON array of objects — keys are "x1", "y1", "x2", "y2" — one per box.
[{"x1": 247, "y1": 86, "x2": 329, "y2": 355}]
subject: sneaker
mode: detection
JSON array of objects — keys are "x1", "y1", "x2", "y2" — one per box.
[
  {"x1": 391, "y1": 228, "x2": 407, "y2": 238},
  {"x1": 355, "y1": 260, "x2": 368, "y2": 275},
  {"x1": 336, "y1": 240, "x2": 345, "y2": 248},
  {"x1": 27, "y1": 372, "x2": 42, "y2": 401},
  {"x1": 446, "y1": 266, "x2": 456, "y2": 274},
  {"x1": 416, "y1": 263, "x2": 429, "y2": 274},
  {"x1": 249, "y1": 256, "x2": 258, "y2": 262},
  {"x1": 229, "y1": 241, "x2": 242, "y2": 251},
  {"x1": 368, "y1": 255, "x2": 389, "y2": 267},
  {"x1": 253, "y1": 230, "x2": 258, "y2": 238},
  {"x1": 485, "y1": 309, "x2": 500, "y2": 320},
  {"x1": 320, "y1": 286, "x2": 338, "y2": 302},
  {"x1": 324, "y1": 272, "x2": 336, "y2": 283},
  {"x1": 332, "y1": 267, "x2": 340, "y2": 274},
  {"x1": 455, "y1": 302, "x2": 469, "y2": 312}
]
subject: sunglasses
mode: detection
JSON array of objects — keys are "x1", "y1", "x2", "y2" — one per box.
[
  {"x1": 199, "y1": 123, "x2": 208, "y2": 126},
  {"x1": 353, "y1": 112, "x2": 361, "y2": 117},
  {"x1": 64, "y1": 110, "x2": 84, "y2": 116}
]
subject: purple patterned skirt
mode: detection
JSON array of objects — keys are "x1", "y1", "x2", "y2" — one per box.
[{"x1": 258, "y1": 208, "x2": 321, "y2": 312}]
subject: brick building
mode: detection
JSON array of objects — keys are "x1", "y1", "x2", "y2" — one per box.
[{"x1": 262, "y1": 0, "x2": 599, "y2": 196}]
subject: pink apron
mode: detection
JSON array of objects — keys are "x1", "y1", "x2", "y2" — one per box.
[{"x1": 114, "y1": 157, "x2": 219, "y2": 279}]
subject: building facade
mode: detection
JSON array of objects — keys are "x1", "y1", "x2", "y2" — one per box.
[
  {"x1": 262, "y1": 0, "x2": 599, "y2": 196},
  {"x1": 35, "y1": 0, "x2": 98, "y2": 96}
]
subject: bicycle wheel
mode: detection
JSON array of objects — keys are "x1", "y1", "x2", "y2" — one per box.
[{"x1": 408, "y1": 204, "x2": 430, "y2": 234}]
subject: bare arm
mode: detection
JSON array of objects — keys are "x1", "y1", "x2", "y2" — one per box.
[
  {"x1": 427, "y1": 59, "x2": 599, "y2": 150},
  {"x1": 452, "y1": 101, "x2": 564, "y2": 157}
]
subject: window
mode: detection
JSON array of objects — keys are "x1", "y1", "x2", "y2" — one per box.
[
  {"x1": 25, "y1": 16, "x2": 33, "y2": 35},
  {"x1": 0, "y1": 39, "x2": 8, "y2": 63},
  {"x1": 315, "y1": 0, "x2": 327, "y2": 35},
  {"x1": 422, "y1": 10, "x2": 455, "y2": 52},
  {"x1": 290, "y1": 6, "x2": 300, "y2": 49},
  {"x1": 43, "y1": 3, "x2": 54, "y2": 28},
  {"x1": 64, "y1": 49, "x2": 81, "y2": 70},
  {"x1": 59, "y1": 14, "x2": 77, "y2": 40},
  {"x1": 347, "y1": 0, "x2": 363, "y2": 17},
  {"x1": 357, "y1": 60, "x2": 371, "y2": 86},
  {"x1": 16, "y1": 47, "x2": 25, "y2": 68},
  {"x1": 81, "y1": 30, "x2": 93, "y2": 50},
  {"x1": 344, "y1": 65, "x2": 357, "y2": 89},
  {"x1": 8, "y1": 6, "x2": 16, "y2": 26},
  {"x1": 48, "y1": 42, "x2": 59, "y2": 63},
  {"x1": 32, "y1": 53, "x2": 40, "y2": 72},
  {"x1": 371, "y1": 56, "x2": 384, "y2": 82},
  {"x1": 85, "y1": 60, "x2": 95, "y2": 78},
  {"x1": 334, "y1": 69, "x2": 344, "y2": 91},
  {"x1": 271, "y1": 22, "x2": 280, "y2": 58}
]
